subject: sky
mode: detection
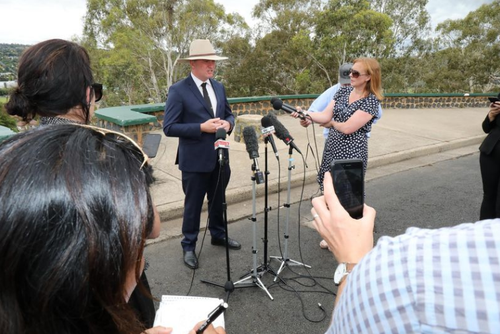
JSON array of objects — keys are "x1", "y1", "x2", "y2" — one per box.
[{"x1": 0, "y1": 0, "x2": 495, "y2": 45}]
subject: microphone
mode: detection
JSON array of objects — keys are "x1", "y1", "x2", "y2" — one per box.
[
  {"x1": 267, "y1": 113, "x2": 302, "y2": 155},
  {"x1": 271, "y1": 97, "x2": 306, "y2": 120},
  {"x1": 261, "y1": 116, "x2": 279, "y2": 159},
  {"x1": 214, "y1": 128, "x2": 229, "y2": 164},
  {"x1": 242, "y1": 126, "x2": 264, "y2": 184}
]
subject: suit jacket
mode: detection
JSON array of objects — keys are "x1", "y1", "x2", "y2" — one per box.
[
  {"x1": 163, "y1": 75, "x2": 235, "y2": 172},
  {"x1": 479, "y1": 114, "x2": 500, "y2": 155}
]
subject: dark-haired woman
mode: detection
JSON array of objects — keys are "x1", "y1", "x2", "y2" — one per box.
[
  {"x1": 479, "y1": 101, "x2": 500, "y2": 219},
  {"x1": 0, "y1": 126, "x2": 225, "y2": 334},
  {"x1": 0, "y1": 125, "x2": 161, "y2": 333},
  {"x1": 6, "y1": 39, "x2": 98, "y2": 125},
  {"x1": 5, "y1": 39, "x2": 158, "y2": 332}
]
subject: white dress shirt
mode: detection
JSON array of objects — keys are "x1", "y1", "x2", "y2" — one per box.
[{"x1": 191, "y1": 73, "x2": 217, "y2": 117}]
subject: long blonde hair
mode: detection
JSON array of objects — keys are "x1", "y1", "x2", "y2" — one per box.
[{"x1": 354, "y1": 58, "x2": 383, "y2": 101}]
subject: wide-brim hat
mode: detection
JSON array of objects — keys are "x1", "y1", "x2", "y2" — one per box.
[
  {"x1": 178, "y1": 39, "x2": 228, "y2": 62},
  {"x1": 339, "y1": 63, "x2": 353, "y2": 84}
]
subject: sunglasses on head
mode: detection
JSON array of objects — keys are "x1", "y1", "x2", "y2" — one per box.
[
  {"x1": 349, "y1": 69, "x2": 368, "y2": 79},
  {"x1": 91, "y1": 83, "x2": 103, "y2": 102},
  {"x1": 77, "y1": 124, "x2": 149, "y2": 169}
]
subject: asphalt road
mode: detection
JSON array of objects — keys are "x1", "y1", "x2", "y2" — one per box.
[{"x1": 144, "y1": 151, "x2": 483, "y2": 334}]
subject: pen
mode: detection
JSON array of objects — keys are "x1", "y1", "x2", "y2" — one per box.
[{"x1": 196, "y1": 302, "x2": 228, "y2": 334}]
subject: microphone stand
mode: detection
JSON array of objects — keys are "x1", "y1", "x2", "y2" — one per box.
[
  {"x1": 233, "y1": 162, "x2": 273, "y2": 300},
  {"x1": 201, "y1": 152, "x2": 235, "y2": 301},
  {"x1": 270, "y1": 145, "x2": 311, "y2": 281},
  {"x1": 261, "y1": 136, "x2": 277, "y2": 276}
]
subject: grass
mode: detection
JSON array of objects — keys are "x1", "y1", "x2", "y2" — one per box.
[{"x1": 0, "y1": 96, "x2": 7, "y2": 103}]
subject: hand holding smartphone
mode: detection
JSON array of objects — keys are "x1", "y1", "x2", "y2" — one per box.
[{"x1": 330, "y1": 159, "x2": 364, "y2": 219}]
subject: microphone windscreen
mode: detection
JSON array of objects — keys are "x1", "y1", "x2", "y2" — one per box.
[
  {"x1": 261, "y1": 115, "x2": 273, "y2": 128},
  {"x1": 242, "y1": 126, "x2": 259, "y2": 159},
  {"x1": 216, "y1": 128, "x2": 227, "y2": 140},
  {"x1": 267, "y1": 113, "x2": 290, "y2": 141},
  {"x1": 272, "y1": 99, "x2": 283, "y2": 111}
]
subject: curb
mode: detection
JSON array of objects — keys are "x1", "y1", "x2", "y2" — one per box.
[{"x1": 156, "y1": 135, "x2": 485, "y2": 223}]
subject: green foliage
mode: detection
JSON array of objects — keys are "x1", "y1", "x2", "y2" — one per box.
[
  {"x1": 0, "y1": 44, "x2": 30, "y2": 80},
  {"x1": 0, "y1": 102, "x2": 19, "y2": 132},
  {"x1": 433, "y1": 0, "x2": 500, "y2": 92},
  {"x1": 369, "y1": 0, "x2": 431, "y2": 55},
  {"x1": 71, "y1": 0, "x2": 500, "y2": 100},
  {"x1": 313, "y1": 0, "x2": 394, "y2": 85},
  {"x1": 0, "y1": 87, "x2": 11, "y2": 96},
  {"x1": 83, "y1": 0, "x2": 249, "y2": 105}
]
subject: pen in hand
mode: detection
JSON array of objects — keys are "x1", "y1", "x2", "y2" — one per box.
[{"x1": 195, "y1": 302, "x2": 228, "y2": 334}]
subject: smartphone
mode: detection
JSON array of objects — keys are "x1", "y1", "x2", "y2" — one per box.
[
  {"x1": 330, "y1": 159, "x2": 364, "y2": 219},
  {"x1": 489, "y1": 97, "x2": 499, "y2": 103},
  {"x1": 142, "y1": 134, "x2": 162, "y2": 158}
]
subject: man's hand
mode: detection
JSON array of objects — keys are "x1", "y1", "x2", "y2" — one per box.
[
  {"x1": 293, "y1": 107, "x2": 312, "y2": 127},
  {"x1": 311, "y1": 172, "x2": 376, "y2": 264},
  {"x1": 299, "y1": 118, "x2": 312, "y2": 127},
  {"x1": 201, "y1": 118, "x2": 222, "y2": 133},
  {"x1": 216, "y1": 119, "x2": 232, "y2": 132},
  {"x1": 189, "y1": 321, "x2": 226, "y2": 334}
]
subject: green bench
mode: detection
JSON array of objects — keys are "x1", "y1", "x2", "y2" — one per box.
[
  {"x1": 0, "y1": 125, "x2": 16, "y2": 143},
  {"x1": 94, "y1": 106, "x2": 159, "y2": 145}
]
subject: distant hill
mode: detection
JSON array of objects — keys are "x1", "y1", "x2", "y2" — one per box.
[{"x1": 0, "y1": 44, "x2": 30, "y2": 80}]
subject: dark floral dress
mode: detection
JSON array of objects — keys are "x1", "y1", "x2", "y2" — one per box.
[{"x1": 318, "y1": 86, "x2": 380, "y2": 189}]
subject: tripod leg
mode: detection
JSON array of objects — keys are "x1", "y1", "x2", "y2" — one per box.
[
  {"x1": 288, "y1": 259, "x2": 311, "y2": 268},
  {"x1": 273, "y1": 259, "x2": 287, "y2": 282},
  {"x1": 255, "y1": 276, "x2": 274, "y2": 300}
]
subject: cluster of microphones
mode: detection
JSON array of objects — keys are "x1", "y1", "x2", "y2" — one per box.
[{"x1": 214, "y1": 97, "x2": 306, "y2": 184}]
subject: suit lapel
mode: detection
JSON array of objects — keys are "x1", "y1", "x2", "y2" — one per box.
[{"x1": 186, "y1": 76, "x2": 214, "y2": 117}]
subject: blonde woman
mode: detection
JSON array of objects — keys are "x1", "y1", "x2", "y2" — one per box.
[{"x1": 294, "y1": 58, "x2": 382, "y2": 249}]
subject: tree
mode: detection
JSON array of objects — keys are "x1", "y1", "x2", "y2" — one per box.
[
  {"x1": 433, "y1": 0, "x2": 500, "y2": 92},
  {"x1": 83, "y1": 0, "x2": 249, "y2": 104},
  {"x1": 313, "y1": 0, "x2": 394, "y2": 84},
  {"x1": 369, "y1": 0, "x2": 431, "y2": 55},
  {"x1": 228, "y1": 0, "x2": 328, "y2": 95}
]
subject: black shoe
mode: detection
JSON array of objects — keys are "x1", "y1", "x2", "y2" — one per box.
[
  {"x1": 211, "y1": 237, "x2": 241, "y2": 250},
  {"x1": 183, "y1": 250, "x2": 198, "y2": 269}
]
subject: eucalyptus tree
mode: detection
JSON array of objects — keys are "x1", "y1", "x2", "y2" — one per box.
[
  {"x1": 369, "y1": 0, "x2": 431, "y2": 55},
  {"x1": 313, "y1": 0, "x2": 394, "y2": 86},
  {"x1": 83, "y1": 0, "x2": 248, "y2": 104},
  {"x1": 238, "y1": 0, "x2": 327, "y2": 95},
  {"x1": 434, "y1": 0, "x2": 500, "y2": 92}
]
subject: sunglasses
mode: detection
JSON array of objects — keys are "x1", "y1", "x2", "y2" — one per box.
[
  {"x1": 92, "y1": 83, "x2": 103, "y2": 102},
  {"x1": 77, "y1": 124, "x2": 149, "y2": 169},
  {"x1": 349, "y1": 69, "x2": 368, "y2": 79}
]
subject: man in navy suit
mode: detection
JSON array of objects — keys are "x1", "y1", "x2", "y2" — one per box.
[{"x1": 163, "y1": 39, "x2": 241, "y2": 269}]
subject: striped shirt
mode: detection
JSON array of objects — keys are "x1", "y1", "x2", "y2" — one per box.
[{"x1": 327, "y1": 219, "x2": 500, "y2": 333}]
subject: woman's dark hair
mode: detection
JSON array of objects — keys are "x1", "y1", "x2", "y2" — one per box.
[
  {"x1": 0, "y1": 125, "x2": 155, "y2": 334},
  {"x1": 6, "y1": 39, "x2": 94, "y2": 123}
]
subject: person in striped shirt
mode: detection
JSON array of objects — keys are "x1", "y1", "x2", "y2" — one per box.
[{"x1": 312, "y1": 172, "x2": 500, "y2": 333}]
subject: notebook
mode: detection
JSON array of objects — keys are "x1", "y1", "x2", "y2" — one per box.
[{"x1": 153, "y1": 295, "x2": 225, "y2": 333}]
